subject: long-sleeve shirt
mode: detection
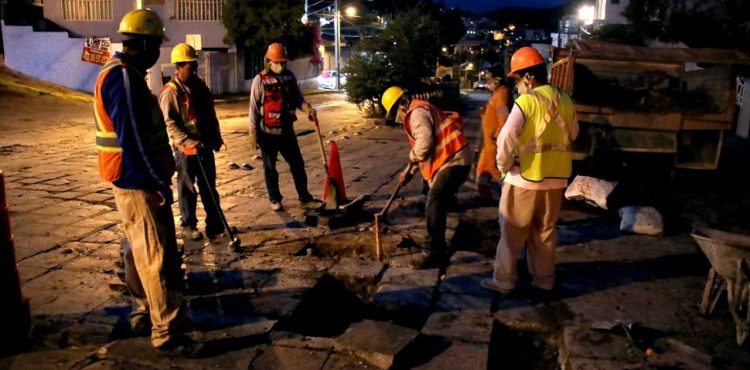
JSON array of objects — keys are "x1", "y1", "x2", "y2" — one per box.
[
  {"x1": 159, "y1": 76, "x2": 223, "y2": 151},
  {"x1": 101, "y1": 52, "x2": 174, "y2": 190},
  {"x1": 407, "y1": 106, "x2": 472, "y2": 186},
  {"x1": 248, "y1": 70, "x2": 307, "y2": 136},
  {"x1": 496, "y1": 88, "x2": 579, "y2": 190},
  {"x1": 159, "y1": 76, "x2": 200, "y2": 150}
]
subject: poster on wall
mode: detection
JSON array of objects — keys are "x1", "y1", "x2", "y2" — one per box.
[{"x1": 81, "y1": 37, "x2": 111, "y2": 65}]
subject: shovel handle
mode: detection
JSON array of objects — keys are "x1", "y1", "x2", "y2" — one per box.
[
  {"x1": 312, "y1": 116, "x2": 329, "y2": 172},
  {"x1": 378, "y1": 162, "x2": 415, "y2": 218}
]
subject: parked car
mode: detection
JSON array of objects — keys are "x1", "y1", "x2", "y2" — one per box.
[
  {"x1": 317, "y1": 70, "x2": 347, "y2": 90},
  {"x1": 473, "y1": 79, "x2": 488, "y2": 90}
]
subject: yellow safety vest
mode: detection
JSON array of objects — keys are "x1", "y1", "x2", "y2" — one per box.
[{"x1": 513, "y1": 85, "x2": 575, "y2": 182}]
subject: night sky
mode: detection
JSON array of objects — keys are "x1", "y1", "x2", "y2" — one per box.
[{"x1": 437, "y1": 0, "x2": 572, "y2": 14}]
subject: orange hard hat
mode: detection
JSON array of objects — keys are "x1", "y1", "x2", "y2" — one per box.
[
  {"x1": 508, "y1": 47, "x2": 545, "y2": 77},
  {"x1": 266, "y1": 43, "x2": 288, "y2": 62}
]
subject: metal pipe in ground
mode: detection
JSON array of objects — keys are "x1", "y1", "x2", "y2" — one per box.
[{"x1": 0, "y1": 170, "x2": 31, "y2": 355}]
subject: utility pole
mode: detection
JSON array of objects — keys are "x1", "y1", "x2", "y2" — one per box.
[{"x1": 334, "y1": 0, "x2": 341, "y2": 90}]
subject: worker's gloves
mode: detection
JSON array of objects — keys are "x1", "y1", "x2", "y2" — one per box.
[
  {"x1": 303, "y1": 103, "x2": 317, "y2": 121},
  {"x1": 248, "y1": 128, "x2": 258, "y2": 150},
  {"x1": 399, "y1": 168, "x2": 414, "y2": 186}
]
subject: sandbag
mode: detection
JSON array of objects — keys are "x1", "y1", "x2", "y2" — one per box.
[
  {"x1": 619, "y1": 206, "x2": 663, "y2": 236},
  {"x1": 564, "y1": 175, "x2": 618, "y2": 210}
]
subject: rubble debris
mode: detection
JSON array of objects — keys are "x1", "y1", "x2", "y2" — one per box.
[
  {"x1": 565, "y1": 176, "x2": 618, "y2": 210},
  {"x1": 619, "y1": 206, "x2": 663, "y2": 236}
]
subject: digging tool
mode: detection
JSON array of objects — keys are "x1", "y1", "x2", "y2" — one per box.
[
  {"x1": 312, "y1": 114, "x2": 339, "y2": 209},
  {"x1": 374, "y1": 162, "x2": 415, "y2": 261},
  {"x1": 195, "y1": 151, "x2": 241, "y2": 251}
]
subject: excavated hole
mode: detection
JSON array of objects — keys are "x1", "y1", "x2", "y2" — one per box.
[{"x1": 488, "y1": 321, "x2": 560, "y2": 370}]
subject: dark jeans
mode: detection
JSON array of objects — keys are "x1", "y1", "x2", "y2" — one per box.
[
  {"x1": 257, "y1": 129, "x2": 313, "y2": 203},
  {"x1": 174, "y1": 149, "x2": 222, "y2": 233},
  {"x1": 425, "y1": 165, "x2": 470, "y2": 254}
]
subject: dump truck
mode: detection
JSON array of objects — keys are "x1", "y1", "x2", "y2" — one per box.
[{"x1": 550, "y1": 40, "x2": 750, "y2": 170}]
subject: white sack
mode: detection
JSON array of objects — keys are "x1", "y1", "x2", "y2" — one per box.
[{"x1": 564, "y1": 176, "x2": 618, "y2": 210}]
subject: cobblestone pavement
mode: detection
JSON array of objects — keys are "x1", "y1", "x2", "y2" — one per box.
[{"x1": 1, "y1": 88, "x2": 750, "y2": 369}]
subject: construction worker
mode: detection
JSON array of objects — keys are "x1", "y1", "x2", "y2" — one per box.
[
  {"x1": 381, "y1": 87, "x2": 472, "y2": 269},
  {"x1": 94, "y1": 9, "x2": 199, "y2": 356},
  {"x1": 248, "y1": 42, "x2": 324, "y2": 212},
  {"x1": 481, "y1": 47, "x2": 579, "y2": 297},
  {"x1": 477, "y1": 65, "x2": 513, "y2": 200},
  {"x1": 160, "y1": 43, "x2": 225, "y2": 241}
]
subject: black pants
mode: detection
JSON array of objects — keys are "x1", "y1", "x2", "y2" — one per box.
[
  {"x1": 425, "y1": 165, "x2": 470, "y2": 254},
  {"x1": 174, "y1": 149, "x2": 222, "y2": 233},
  {"x1": 258, "y1": 129, "x2": 313, "y2": 203}
]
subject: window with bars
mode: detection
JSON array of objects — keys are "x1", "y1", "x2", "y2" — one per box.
[
  {"x1": 175, "y1": 0, "x2": 226, "y2": 21},
  {"x1": 61, "y1": 0, "x2": 113, "y2": 21}
]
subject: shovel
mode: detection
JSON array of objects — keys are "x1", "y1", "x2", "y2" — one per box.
[
  {"x1": 312, "y1": 114, "x2": 339, "y2": 209},
  {"x1": 374, "y1": 162, "x2": 415, "y2": 261},
  {"x1": 195, "y1": 151, "x2": 241, "y2": 251}
]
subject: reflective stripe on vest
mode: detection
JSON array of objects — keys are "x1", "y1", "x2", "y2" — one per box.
[
  {"x1": 94, "y1": 59, "x2": 126, "y2": 182},
  {"x1": 403, "y1": 100, "x2": 468, "y2": 181},
  {"x1": 514, "y1": 87, "x2": 575, "y2": 182},
  {"x1": 94, "y1": 57, "x2": 172, "y2": 183},
  {"x1": 164, "y1": 78, "x2": 198, "y2": 155}
]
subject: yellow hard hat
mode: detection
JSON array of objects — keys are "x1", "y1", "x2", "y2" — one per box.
[
  {"x1": 171, "y1": 43, "x2": 198, "y2": 64},
  {"x1": 118, "y1": 9, "x2": 168, "y2": 40},
  {"x1": 381, "y1": 86, "x2": 405, "y2": 115}
]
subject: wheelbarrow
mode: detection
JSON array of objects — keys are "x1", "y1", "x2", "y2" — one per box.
[{"x1": 691, "y1": 227, "x2": 750, "y2": 346}]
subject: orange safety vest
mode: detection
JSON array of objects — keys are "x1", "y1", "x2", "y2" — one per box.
[
  {"x1": 94, "y1": 57, "x2": 172, "y2": 183},
  {"x1": 403, "y1": 100, "x2": 468, "y2": 181},
  {"x1": 260, "y1": 70, "x2": 296, "y2": 128},
  {"x1": 162, "y1": 77, "x2": 198, "y2": 155}
]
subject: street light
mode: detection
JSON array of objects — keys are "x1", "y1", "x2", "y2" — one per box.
[
  {"x1": 333, "y1": 1, "x2": 357, "y2": 90},
  {"x1": 578, "y1": 5, "x2": 595, "y2": 26}
]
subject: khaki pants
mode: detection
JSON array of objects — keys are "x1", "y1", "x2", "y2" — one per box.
[
  {"x1": 113, "y1": 186, "x2": 184, "y2": 347},
  {"x1": 493, "y1": 183, "x2": 563, "y2": 290}
]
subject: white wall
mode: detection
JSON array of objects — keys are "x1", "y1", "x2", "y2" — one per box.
[
  {"x1": 1, "y1": 21, "x2": 104, "y2": 93},
  {"x1": 596, "y1": 0, "x2": 629, "y2": 25}
]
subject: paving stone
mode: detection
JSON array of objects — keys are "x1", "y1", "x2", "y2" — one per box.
[
  {"x1": 494, "y1": 304, "x2": 564, "y2": 334},
  {"x1": 22, "y1": 269, "x2": 119, "y2": 316},
  {"x1": 260, "y1": 269, "x2": 319, "y2": 293},
  {"x1": 449, "y1": 251, "x2": 493, "y2": 265},
  {"x1": 412, "y1": 341, "x2": 488, "y2": 370},
  {"x1": 564, "y1": 357, "x2": 641, "y2": 370},
  {"x1": 80, "y1": 230, "x2": 120, "y2": 244},
  {"x1": 106, "y1": 336, "x2": 261, "y2": 370},
  {"x1": 249, "y1": 345, "x2": 329, "y2": 370},
  {"x1": 320, "y1": 351, "x2": 378, "y2": 370},
  {"x1": 2, "y1": 345, "x2": 98, "y2": 370},
  {"x1": 372, "y1": 283, "x2": 433, "y2": 321},
  {"x1": 435, "y1": 293, "x2": 492, "y2": 312},
  {"x1": 79, "y1": 360, "x2": 135, "y2": 370},
  {"x1": 440, "y1": 263, "x2": 493, "y2": 298},
  {"x1": 329, "y1": 257, "x2": 385, "y2": 296},
  {"x1": 559, "y1": 326, "x2": 642, "y2": 369},
  {"x1": 195, "y1": 319, "x2": 276, "y2": 343},
  {"x1": 62, "y1": 322, "x2": 113, "y2": 347},
  {"x1": 379, "y1": 267, "x2": 439, "y2": 287},
  {"x1": 251, "y1": 290, "x2": 305, "y2": 319},
  {"x1": 334, "y1": 320, "x2": 419, "y2": 369},
  {"x1": 17, "y1": 248, "x2": 78, "y2": 270},
  {"x1": 269, "y1": 330, "x2": 336, "y2": 351},
  {"x1": 421, "y1": 310, "x2": 493, "y2": 343}
]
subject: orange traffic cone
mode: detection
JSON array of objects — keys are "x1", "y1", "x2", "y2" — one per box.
[
  {"x1": 323, "y1": 141, "x2": 347, "y2": 204},
  {"x1": 0, "y1": 171, "x2": 31, "y2": 355}
]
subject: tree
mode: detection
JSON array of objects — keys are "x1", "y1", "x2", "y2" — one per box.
[
  {"x1": 343, "y1": 8, "x2": 441, "y2": 115},
  {"x1": 599, "y1": 0, "x2": 750, "y2": 51},
  {"x1": 222, "y1": 0, "x2": 318, "y2": 76}
]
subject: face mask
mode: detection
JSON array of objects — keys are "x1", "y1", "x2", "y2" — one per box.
[
  {"x1": 395, "y1": 106, "x2": 406, "y2": 124},
  {"x1": 270, "y1": 62, "x2": 285, "y2": 74}
]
